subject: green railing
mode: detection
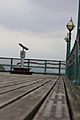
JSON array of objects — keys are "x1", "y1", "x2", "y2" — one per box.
[
  {"x1": 0, "y1": 57, "x2": 65, "y2": 75},
  {"x1": 65, "y1": 0, "x2": 80, "y2": 84},
  {"x1": 66, "y1": 36, "x2": 80, "y2": 83}
]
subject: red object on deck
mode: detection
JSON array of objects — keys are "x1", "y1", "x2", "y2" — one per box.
[{"x1": 10, "y1": 67, "x2": 32, "y2": 75}]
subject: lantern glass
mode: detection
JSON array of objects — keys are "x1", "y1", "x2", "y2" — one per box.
[{"x1": 66, "y1": 18, "x2": 75, "y2": 31}]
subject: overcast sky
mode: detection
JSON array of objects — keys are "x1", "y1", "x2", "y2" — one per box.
[{"x1": 0, "y1": 0, "x2": 78, "y2": 60}]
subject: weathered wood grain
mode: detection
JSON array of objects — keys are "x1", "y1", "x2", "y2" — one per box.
[{"x1": 0, "y1": 73, "x2": 80, "y2": 120}]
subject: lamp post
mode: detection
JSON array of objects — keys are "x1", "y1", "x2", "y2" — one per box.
[
  {"x1": 65, "y1": 18, "x2": 75, "y2": 77},
  {"x1": 65, "y1": 33, "x2": 69, "y2": 63},
  {"x1": 65, "y1": 33, "x2": 69, "y2": 75},
  {"x1": 66, "y1": 18, "x2": 75, "y2": 55}
]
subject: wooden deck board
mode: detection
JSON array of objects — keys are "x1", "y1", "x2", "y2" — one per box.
[
  {"x1": 0, "y1": 74, "x2": 57, "y2": 120},
  {"x1": 33, "y1": 77, "x2": 70, "y2": 120},
  {"x1": 0, "y1": 73, "x2": 80, "y2": 120},
  {"x1": 0, "y1": 80, "x2": 56, "y2": 120},
  {"x1": 64, "y1": 77, "x2": 80, "y2": 120}
]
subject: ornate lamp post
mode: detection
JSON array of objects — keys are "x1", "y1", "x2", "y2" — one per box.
[
  {"x1": 65, "y1": 33, "x2": 69, "y2": 63},
  {"x1": 65, "y1": 18, "x2": 75, "y2": 77},
  {"x1": 66, "y1": 18, "x2": 75, "y2": 55},
  {"x1": 65, "y1": 33, "x2": 69, "y2": 75}
]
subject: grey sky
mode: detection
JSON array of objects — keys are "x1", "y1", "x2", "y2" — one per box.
[{"x1": 0, "y1": 0, "x2": 78, "y2": 60}]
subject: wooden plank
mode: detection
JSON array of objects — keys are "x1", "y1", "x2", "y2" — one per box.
[
  {"x1": 0, "y1": 78, "x2": 55, "y2": 108},
  {"x1": 1, "y1": 74, "x2": 77, "y2": 120},
  {"x1": 33, "y1": 77, "x2": 70, "y2": 120},
  {"x1": 0, "y1": 74, "x2": 57, "y2": 120},
  {"x1": 0, "y1": 77, "x2": 49, "y2": 94},
  {"x1": 0, "y1": 76, "x2": 57, "y2": 120},
  {"x1": 64, "y1": 77, "x2": 80, "y2": 120}
]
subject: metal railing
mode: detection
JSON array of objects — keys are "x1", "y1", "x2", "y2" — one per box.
[
  {"x1": 66, "y1": 36, "x2": 80, "y2": 83},
  {"x1": 0, "y1": 57, "x2": 65, "y2": 75}
]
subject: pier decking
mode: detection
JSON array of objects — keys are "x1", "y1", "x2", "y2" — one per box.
[{"x1": 0, "y1": 73, "x2": 80, "y2": 120}]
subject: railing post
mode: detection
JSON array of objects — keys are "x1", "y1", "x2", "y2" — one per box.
[
  {"x1": 28, "y1": 59, "x2": 30, "y2": 70},
  {"x1": 44, "y1": 60, "x2": 47, "y2": 74},
  {"x1": 59, "y1": 61, "x2": 61, "y2": 76},
  {"x1": 10, "y1": 58, "x2": 13, "y2": 71}
]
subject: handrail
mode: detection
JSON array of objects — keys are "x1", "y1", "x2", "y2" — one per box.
[{"x1": 0, "y1": 57, "x2": 65, "y2": 75}]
